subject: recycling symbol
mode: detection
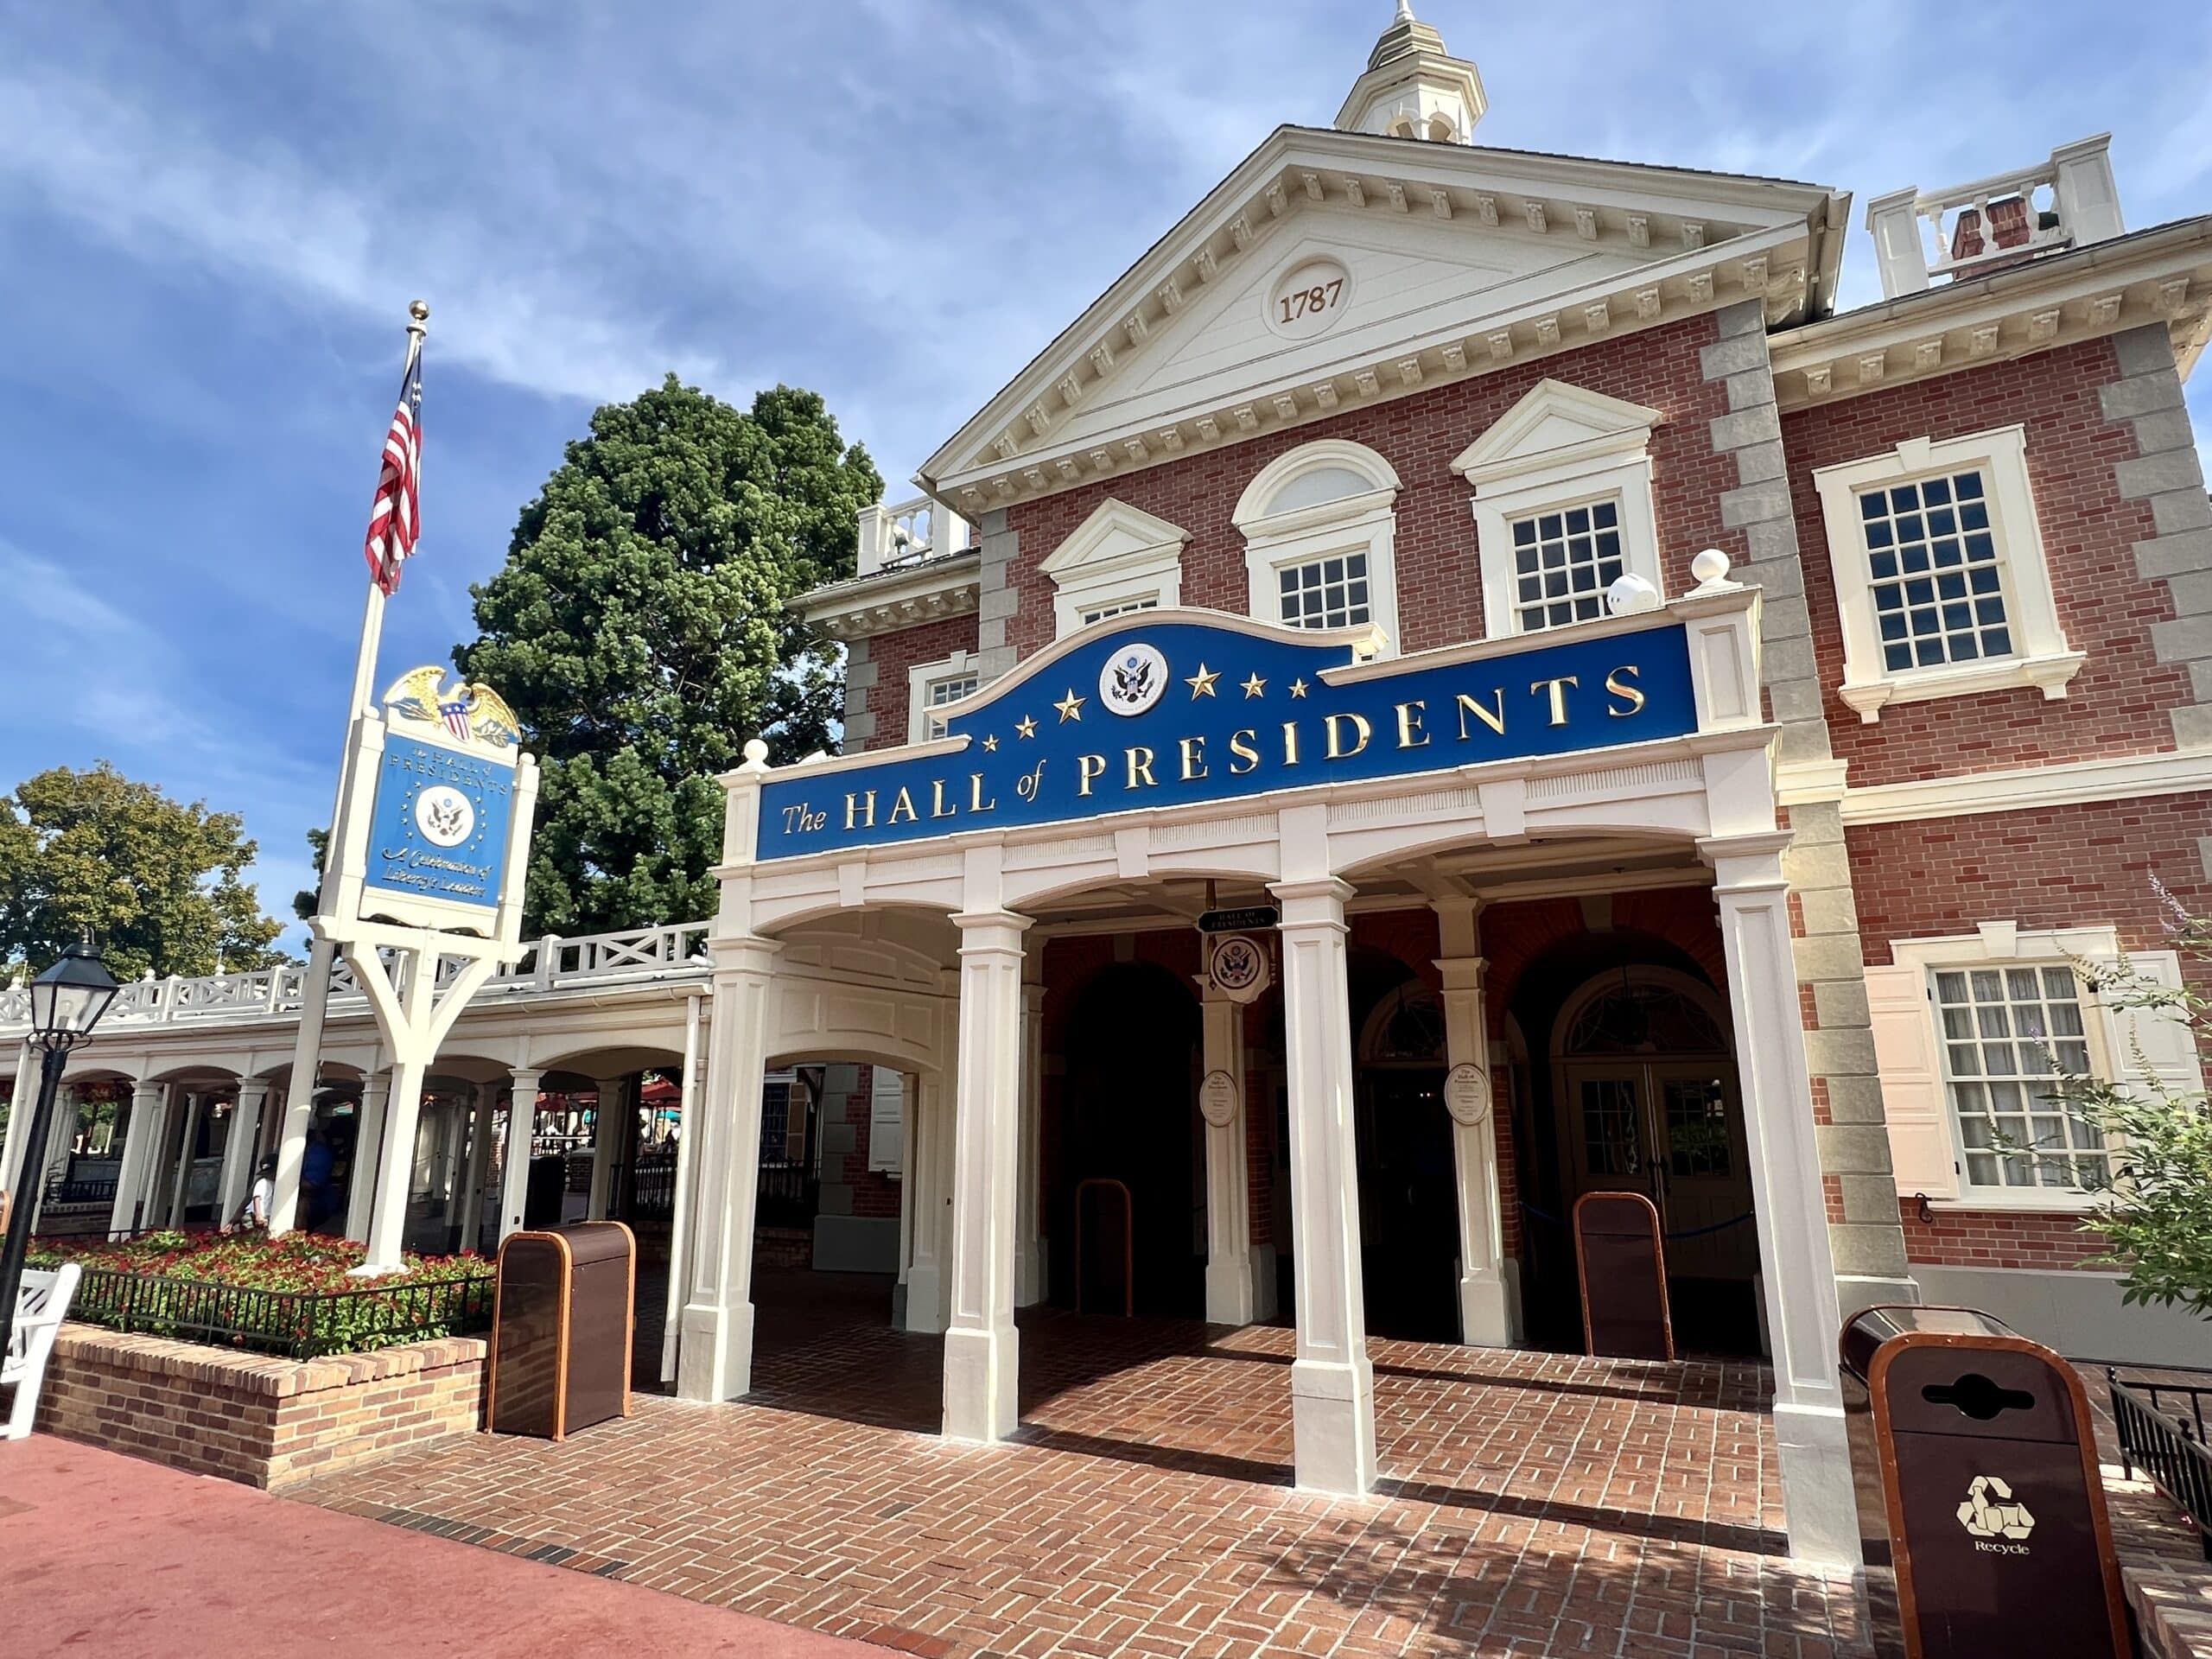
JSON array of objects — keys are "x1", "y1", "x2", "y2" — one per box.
[{"x1": 1957, "y1": 1474, "x2": 2036, "y2": 1540}]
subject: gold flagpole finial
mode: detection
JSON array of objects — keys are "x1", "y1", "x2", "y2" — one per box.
[{"x1": 407, "y1": 299, "x2": 429, "y2": 334}]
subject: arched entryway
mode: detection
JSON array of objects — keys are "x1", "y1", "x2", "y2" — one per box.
[
  {"x1": 1352, "y1": 980, "x2": 1459, "y2": 1343},
  {"x1": 1051, "y1": 961, "x2": 1204, "y2": 1319}
]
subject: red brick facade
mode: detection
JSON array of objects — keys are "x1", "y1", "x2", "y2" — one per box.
[
  {"x1": 855, "y1": 611, "x2": 977, "y2": 753},
  {"x1": 1898, "y1": 1198, "x2": 2115, "y2": 1274}
]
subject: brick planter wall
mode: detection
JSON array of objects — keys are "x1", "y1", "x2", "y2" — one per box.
[{"x1": 33, "y1": 1323, "x2": 486, "y2": 1490}]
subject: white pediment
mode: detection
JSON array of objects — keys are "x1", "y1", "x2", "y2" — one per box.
[
  {"x1": 922, "y1": 125, "x2": 1837, "y2": 514},
  {"x1": 1451, "y1": 378, "x2": 1662, "y2": 488},
  {"x1": 1038, "y1": 498, "x2": 1188, "y2": 578}
]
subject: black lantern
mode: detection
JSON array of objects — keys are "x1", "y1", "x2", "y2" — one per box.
[{"x1": 1, "y1": 933, "x2": 121, "y2": 1363}]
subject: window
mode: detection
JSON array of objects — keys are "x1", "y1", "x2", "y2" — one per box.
[
  {"x1": 907, "y1": 651, "x2": 982, "y2": 743},
  {"x1": 1812, "y1": 428, "x2": 2082, "y2": 721},
  {"x1": 1234, "y1": 439, "x2": 1401, "y2": 652},
  {"x1": 1453, "y1": 379, "x2": 1666, "y2": 638},
  {"x1": 868, "y1": 1069, "x2": 905, "y2": 1175},
  {"x1": 1934, "y1": 963, "x2": 2106, "y2": 1191},
  {"x1": 1039, "y1": 498, "x2": 1186, "y2": 638},
  {"x1": 1510, "y1": 498, "x2": 1625, "y2": 631}
]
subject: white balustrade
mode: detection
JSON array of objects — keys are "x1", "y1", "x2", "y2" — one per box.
[
  {"x1": 1865, "y1": 134, "x2": 2123, "y2": 299},
  {"x1": 856, "y1": 495, "x2": 970, "y2": 577}
]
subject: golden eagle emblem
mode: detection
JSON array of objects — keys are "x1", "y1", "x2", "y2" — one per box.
[{"x1": 384, "y1": 666, "x2": 521, "y2": 749}]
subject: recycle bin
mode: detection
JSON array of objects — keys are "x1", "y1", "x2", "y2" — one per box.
[
  {"x1": 1839, "y1": 1305, "x2": 2127, "y2": 1659},
  {"x1": 488, "y1": 1220, "x2": 636, "y2": 1440}
]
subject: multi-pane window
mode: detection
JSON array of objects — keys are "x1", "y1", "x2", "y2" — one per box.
[
  {"x1": 1510, "y1": 499, "x2": 1624, "y2": 632},
  {"x1": 1934, "y1": 964, "x2": 2107, "y2": 1190},
  {"x1": 1080, "y1": 596, "x2": 1160, "y2": 625},
  {"x1": 922, "y1": 672, "x2": 977, "y2": 739},
  {"x1": 1857, "y1": 469, "x2": 2012, "y2": 673},
  {"x1": 1277, "y1": 551, "x2": 1370, "y2": 630}
]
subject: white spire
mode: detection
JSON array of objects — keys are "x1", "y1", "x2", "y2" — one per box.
[{"x1": 1338, "y1": 3, "x2": 1486, "y2": 143}]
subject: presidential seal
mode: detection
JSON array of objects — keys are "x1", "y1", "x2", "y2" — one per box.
[{"x1": 1099, "y1": 642, "x2": 1169, "y2": 716}]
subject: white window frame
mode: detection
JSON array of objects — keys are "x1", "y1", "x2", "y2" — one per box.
[
  {"x1": 908, "y1": 650, "x2": 981, "y2": 744},
  {"x1": 1452, "y1": 378, "x2": 1666, "y2": 640},
  {"x1": 867, "y1": 1069, "x2": 905, "y2": 1175},
  {"x1": 1882, "y1": 923, "x2": 2202, "y2": 1211},
  {"x1": 1038, "y1": 497, "x2": 1187, "y2": 639},
  {"x1": 1233, "y1": 439, "x2": 1400, "y2": 654},
  {"x1": 1811, "y1": 426, "x2": 2084, "y2": 722}
]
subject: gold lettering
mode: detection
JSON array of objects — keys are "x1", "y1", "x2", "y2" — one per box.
[
  {"x1": 930, "y1": 779, "x2": 956, "y2": 819},
  {"x1": 1228, "y1": 729, "x2": 1261, "y2": 775},
  {"x1": 1531, "y1": 674, "x2": 1579, "y2": 728},
  {"x1": 887, "y1": 787, "x2": 919, "y2": 825},
  {"x1": 969, "y1": 772, "x2": 997, "y2": 813},
  {"x1": 1077, "y1": 753, "x2": 1108, "y2": 797},
  {"x1": 1455, "y1": 690, "x2": 1507, "y2": 740},
  {"x1": 1281, "y1": 721, "x2": 1301, "y2": 766},
  {"x1": 1179, "y1": 736, "x2": 1208, "y2": 781},
  {"x1": 1127, "y1": 747, "x2": 1157, "y2": 789},
  {"x1": 1605, "y1": 665, "x2": 1646, "y2": 717},
  {"x1": 1395, "y1": 700, "x2": 1428, "y2": 749},
  {"x1": 1325, "y1": 711, "x2": 1371, "y2": 760},
  {"x1": 845, "y1": 790, "x2": 877, "y2": 830}
]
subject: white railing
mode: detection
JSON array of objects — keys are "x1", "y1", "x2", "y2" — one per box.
[
  {"x1": 1865, "y1": 134, "x2": 2125, "y2": 300},
  {"x1": 0, "y1": 921, "x2": 715, "y2": 1039},
  {"x1": 855, "y1": 494, "x2": 970, "y2": 578}
]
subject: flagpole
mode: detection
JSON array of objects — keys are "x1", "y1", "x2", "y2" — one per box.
[{"x1": 269, "y1": 301, "x2": 427, "y2": 1236}]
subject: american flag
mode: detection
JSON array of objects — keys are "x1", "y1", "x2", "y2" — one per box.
[{"x1": 362, "y1": 338, "x2": 423, "y2": 596}]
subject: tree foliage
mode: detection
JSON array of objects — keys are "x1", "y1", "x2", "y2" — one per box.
[
  {"x1": 0, "y1": 762, "x2": 286, "y2": 982},
  {"x1": 455, "y1": 377, "x2": 879, "y2": 937}
]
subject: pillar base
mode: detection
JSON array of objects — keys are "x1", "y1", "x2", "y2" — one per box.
[
  {"x1": 676, "y1": 1300, "x2": 755, "y2": 1402},
  {"x1": 1774, "y1": 1400, "x2": 1860, "y2": 1568},
  {"x1": 904, "y1": 1264, "x2": 946, "y2": 1334},
  {"x1": 1290, "y1": 1355, "x2": 1377, "y2": 1496},
  {"x1": 1250, "y1": 1244, "x2": 1279, "y2": 1322},
  {"x1": 1457, "y1": 1260, "x2": 1522, "y2": 1348},
  {"x1": 943, "y1": 1324, "x2": 1019, "y2": 1443},
  {"x1": 1205, "y1": 1249, "x2": 1255, "y2": 1325}
]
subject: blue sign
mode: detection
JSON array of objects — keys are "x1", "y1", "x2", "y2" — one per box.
[
  {"x1": 758, "y1": 616, "x2": 1699, "y2": 862},
  {"x1": 363, "y1": 734, "x2": 518, "y2": 912}
]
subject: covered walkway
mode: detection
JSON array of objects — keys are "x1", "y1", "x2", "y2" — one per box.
[{"x1": 295, "y1": 1269, "x2": 1869, "y2": 1658}]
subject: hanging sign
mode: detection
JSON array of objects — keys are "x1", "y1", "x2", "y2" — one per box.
[
  {"x1": 360, "y1": 669, "x2": 526, "y2": 928},
  {"x1": 756, "y1": 613, "x2": 1698, "y2": 861},
  {"x1": 1198, "y1": 906, "x2": 1280, "y2": 934},
  {"x1": 1208, "y1": 933, "x2": 1271, "y2": 1004}
]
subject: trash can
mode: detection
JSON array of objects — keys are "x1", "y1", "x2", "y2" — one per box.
[
  {"x1": 1573, "y1": 1191, "x2": 1673, "y2": 1360},
  {"x1": 1839, "y1": 1305, "x2": 2127, "y2": 1659},
  {"x1": 488, "y1": 1219, "x2": 637, "y2": 1441},
  {"x1": 524, "y1": 1153, "x2": 567, "y2": 1228}
]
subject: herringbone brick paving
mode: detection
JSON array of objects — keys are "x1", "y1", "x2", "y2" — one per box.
[{"x1": 290, "y1": 1271, "x2": 1869, "y2": 1657}]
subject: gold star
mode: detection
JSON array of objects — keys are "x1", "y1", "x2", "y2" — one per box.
[
  {"x1": 1240, "y1": 671, "x2": 1266, "y2": 699},
  {"x1": 1288, "y1": 677, "x2": 1310, "y2": 698},
  {"x1": 1014, "y1": 715, "x2": 1038, "y2": 740},
  {"x1": 1053, "y1": 690, "x2": 1084, "y2": 722},
  {"x1": 982, "y1": 734, "x2": 1000, "y2": 753},
  {"x1": 1185, "y1": 663, "x2": 1220, "y2": 698}
]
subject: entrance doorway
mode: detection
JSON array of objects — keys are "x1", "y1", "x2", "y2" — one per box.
[
  {"x1": 1353, "y1": 982, "x2": 1459, "y2": 1344},
  {"x1": 1553, "y1": 969, "x2": 1759, "y2": 1353}
]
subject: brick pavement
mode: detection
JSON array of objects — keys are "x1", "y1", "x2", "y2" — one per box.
[{"x1": 290, "y1": 1270, "x2": 1867, "y2": 1657}]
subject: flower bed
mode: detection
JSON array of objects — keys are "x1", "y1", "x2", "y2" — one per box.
[{"x1": 29, "y1": 1231, "x2": 494, "y2": 1358}]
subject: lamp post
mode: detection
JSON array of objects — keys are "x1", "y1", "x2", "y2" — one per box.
[{"x1": 0, "y1": 934, "x2": 119, "y2": 1363}]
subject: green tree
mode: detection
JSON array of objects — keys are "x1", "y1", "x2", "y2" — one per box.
[
  {"x1": 292, "y1": 825, "x2": 328, "y2": 922},
  {"x1": 0, "y1": 762, "x2": 286, "y2": 982},
  {"x1": 455, "y1": 377, "x2": 880, "y2": 936}
]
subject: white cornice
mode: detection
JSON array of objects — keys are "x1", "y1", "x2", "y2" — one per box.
[
  {"x1": 1770, "y1": 217, "x2": 2212, "y2": 411},
  {"x1": 796, "y1": 550, "x2": 981, "y2": 642},
  {"x1": 1827, "y1": 747, "x2": 2212, "y2": 826}
]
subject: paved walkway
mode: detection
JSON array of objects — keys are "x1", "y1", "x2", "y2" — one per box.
[
  {"x1": 0, "y1": 1433, "x2": 880, "y2": 1658},
  {"x1": 291, "y1": 1272, "x2": 1870, "y2": 1658}
]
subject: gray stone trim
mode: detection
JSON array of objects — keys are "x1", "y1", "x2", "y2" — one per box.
[
  {"x1": 1707, "y1": 300, "x2": 1910, "y2": 1283},
  {"x1": 976, "y1": 507, "x2": 1021, "y2": 679},
  {"x1": 2103, "y1": 326, "x2": 2212, "y2": 749},
  {"x1": 843, "y1": 639, "x2": 876, "y2": 747}
]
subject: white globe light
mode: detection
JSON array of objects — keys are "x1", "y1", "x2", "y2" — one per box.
[{"x1": 1605, "y1": 573, "x2": 1661, "y2": 615}]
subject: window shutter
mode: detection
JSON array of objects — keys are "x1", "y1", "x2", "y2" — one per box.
[
  {"x1": 2105, "y1": 950, "x2": 2207, "y2": 1102},
  {"x1": 1864, "y1": 963, "x2": 1961, "y2": 1199},
  {"x1": 868, "y1": 1071, "x2": 906, "y2": 1174}
]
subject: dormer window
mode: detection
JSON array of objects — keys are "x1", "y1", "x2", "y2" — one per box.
[
  {"x1": 1040, "y1": 499, "x2": 1188, "y2": 639},
  {"x1": 1235, "y1": 440, "x2": 1402, "y2": 652}
]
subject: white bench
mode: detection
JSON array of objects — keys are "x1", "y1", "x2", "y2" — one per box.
[{"x1": 3, "y1": 1262, "x2": 80, "y2": 1440}]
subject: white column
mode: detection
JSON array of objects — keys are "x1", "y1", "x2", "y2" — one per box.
[
  {"x1": 1200, "y1": 978, "x2": 1255, "y2": 1325},
  {"x1": 216, "y1": 1080, "x2": 271, "y2": 1225},
  {"x1": 162, "y1": 1090, "x2": 204, "y2": 1228},
  {"x1": 110, "y1": 1081, "x2": 167, "y2": 1234},
  {"x1": 0, "y1": 1039, "x2": 36, "y2": 1198},
  {"x1": 1272, "y1": 875, "x2": 1376, "y2": 1497},
  {"x1": 458, "y1": 1081, "x2": 497, "y2": 1253},
  {"x1": 1014, "y1": 979, "x2": 1047, "y2": 1307},
  {"x1": 1705, "y1": 834, "x2": 1859, "y2": 1569},
  {"x1": 942, "y1": 909, "x2": 1028, "y2": 1444},
  {"x1": 676, "y1": 935, "x2": 777, "y2": 1402},
  {"x1": 496, "y1": 1069, "x2": 542, "y2": 1244},
  {"x1": 660, "y1": 987, "x2": 708, "y2": 1382},
  {"x1": 269, "y1": 933, "x2": 339, "y2": 1235},
  {"x1": 363, "y1": 944, "x2": 441, "y2": 1272},
  {"x1": 27, "y1": 1082, "x2": 77, "y2": 1231},
  {"x1": 588, "y1": 1076, "x2": 627, "y2": 1220},
  {"x1": 1433, "y1": 898, "x2": 1518, "y2": 1347},
  {"x1": 346, "y1": 1073, "x2": 391, "y2": 1243}
]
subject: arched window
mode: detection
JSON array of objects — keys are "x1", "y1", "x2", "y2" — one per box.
[{"x1": 1233, "y1": 439, "x2": 1402, "y2": 653}]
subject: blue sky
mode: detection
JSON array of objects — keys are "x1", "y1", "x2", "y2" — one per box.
[{"x1": 3, "y1": 0, "x2": 2209, "y2": 953}]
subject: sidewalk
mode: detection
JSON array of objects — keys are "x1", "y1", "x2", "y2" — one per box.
[{"x1": 0, "y1": 1434, "x2": 882, "y2": 1659}]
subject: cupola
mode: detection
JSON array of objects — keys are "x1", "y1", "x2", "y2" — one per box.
[{"x1": 1335, "y1": 2, "x2": 1487, "y2": 145}]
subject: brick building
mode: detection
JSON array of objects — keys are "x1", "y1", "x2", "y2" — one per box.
[{"x1": 670, "y1": 5, "x2": 2212, "y2": 1565}]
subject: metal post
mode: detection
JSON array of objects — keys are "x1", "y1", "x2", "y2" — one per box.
[{"x1": 0, "y1": 1045, "x2": 65, "y2": 1365}]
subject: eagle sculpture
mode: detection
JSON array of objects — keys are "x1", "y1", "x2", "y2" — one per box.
[{"x1": 384, "y1": 667, "x2": 522, "y2": 748}]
